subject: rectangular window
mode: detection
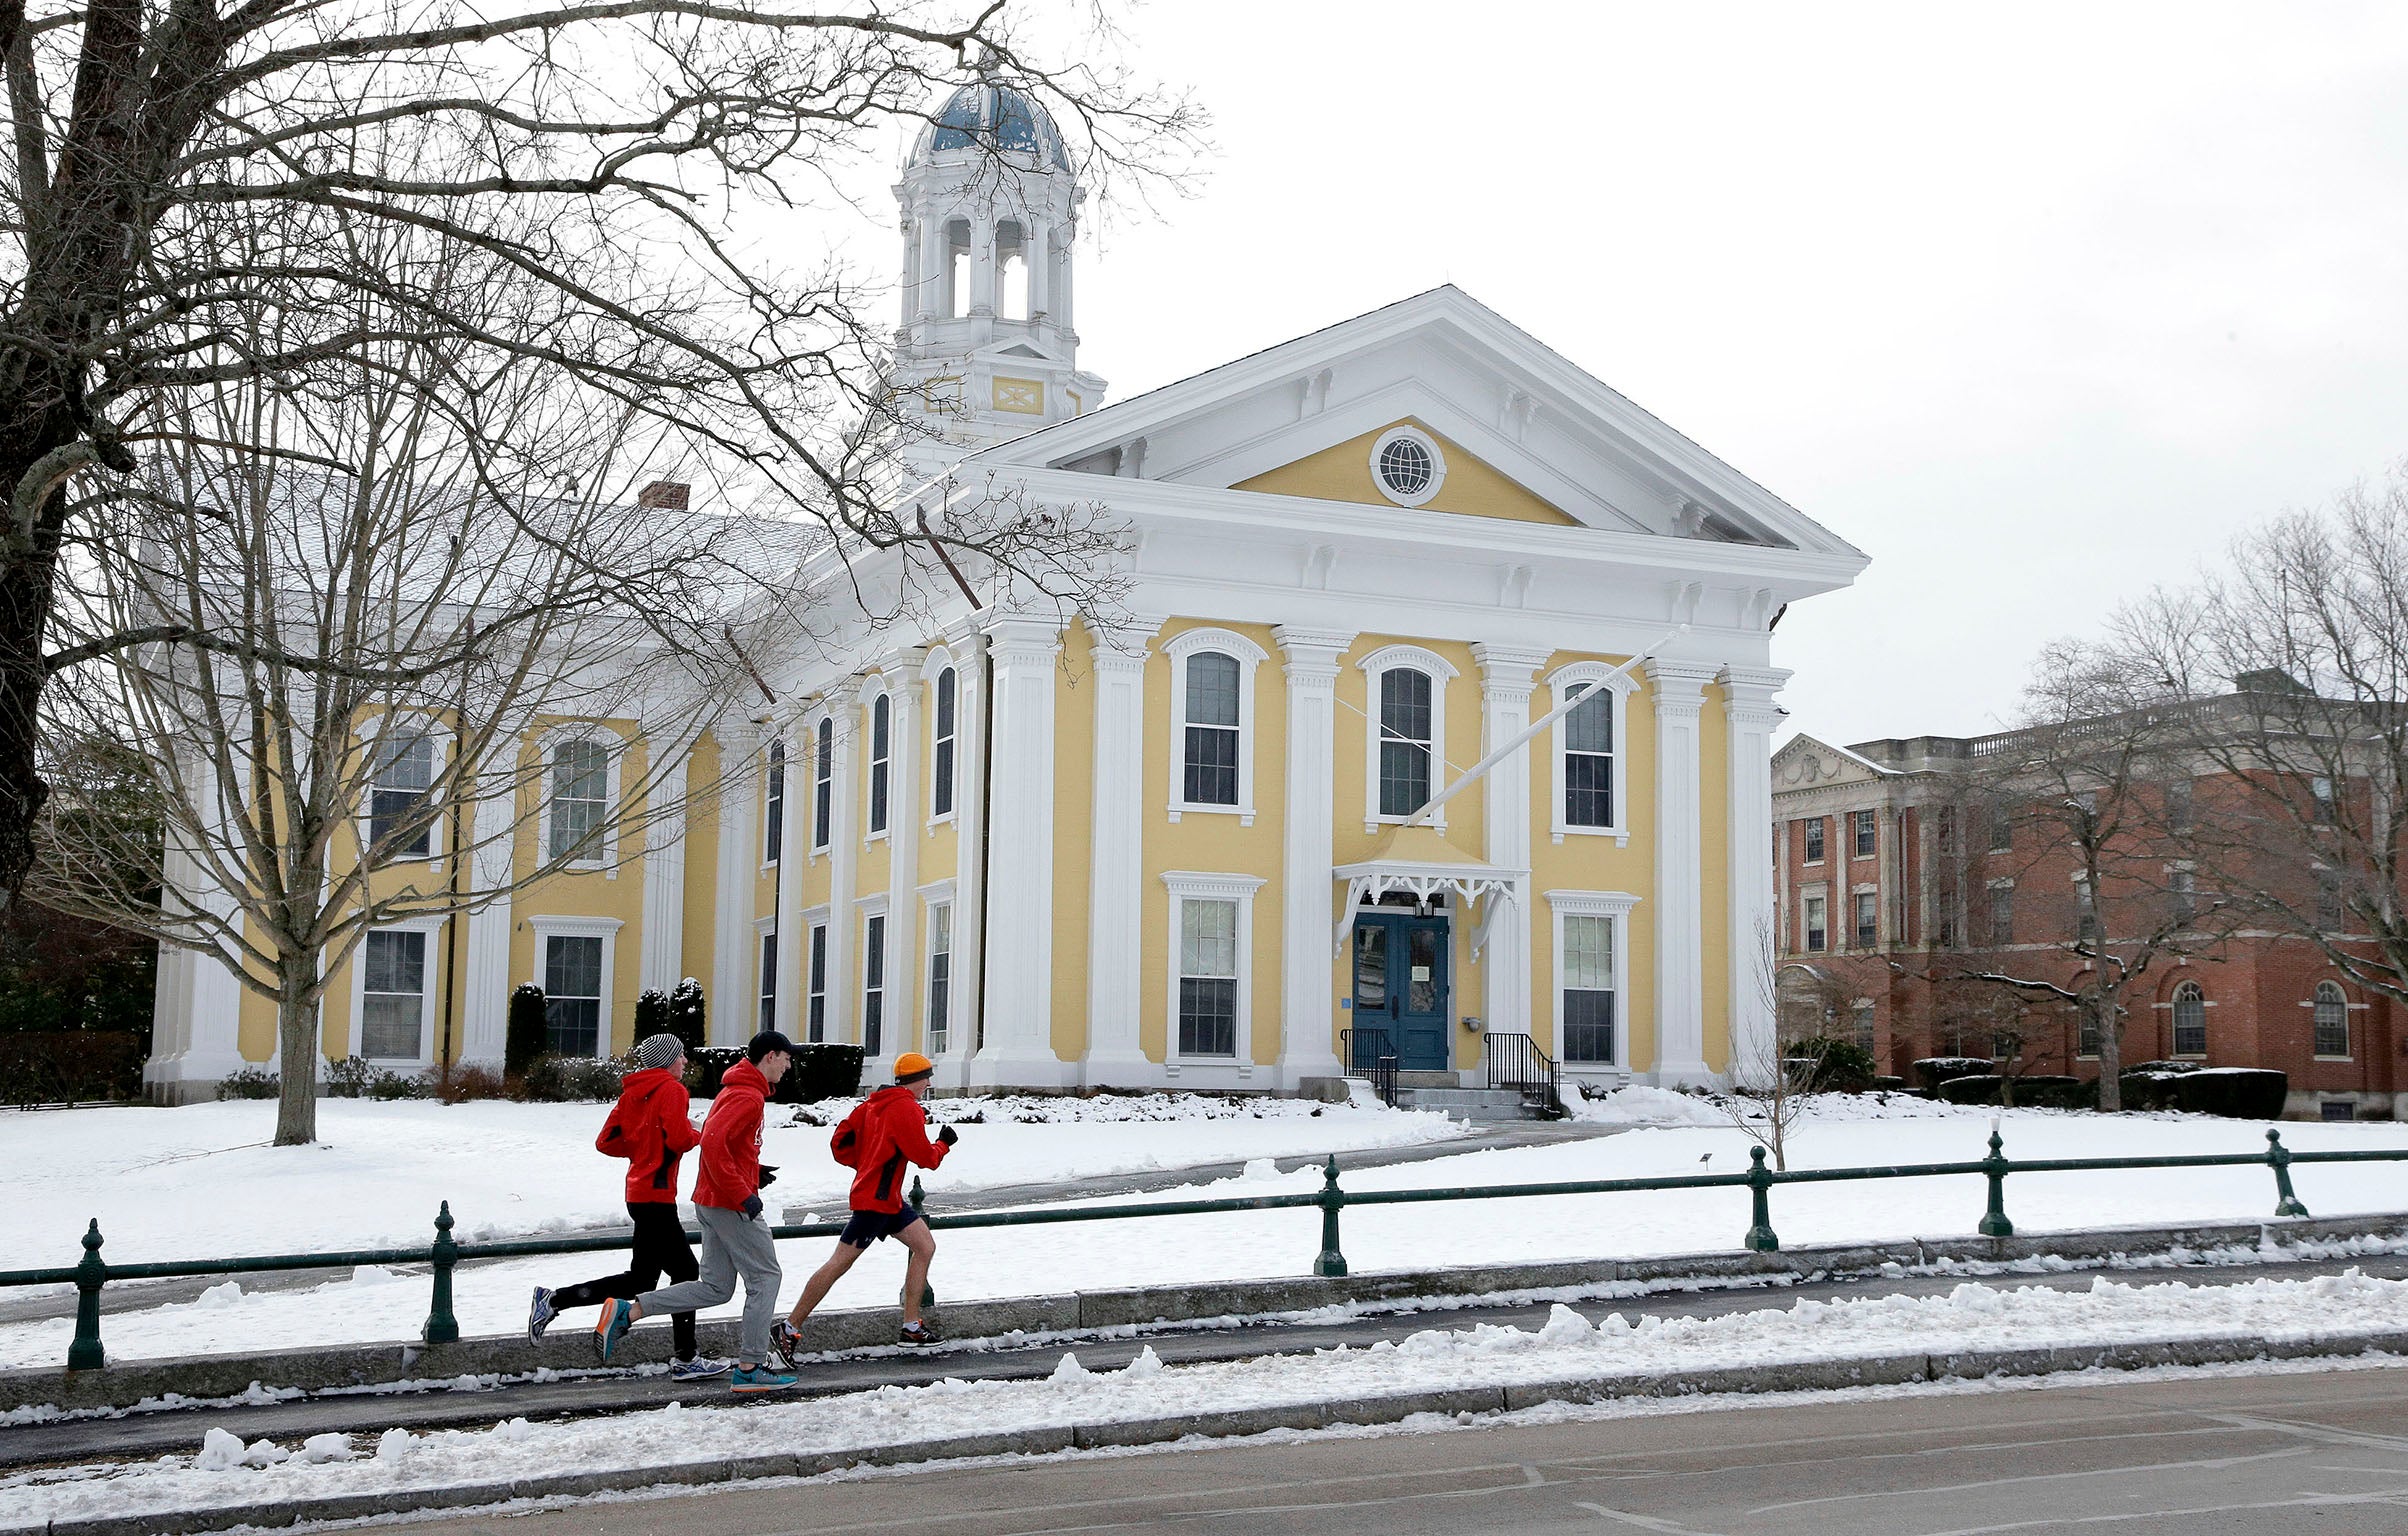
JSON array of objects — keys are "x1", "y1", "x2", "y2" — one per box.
[
  {"x1": 1377, "y1": 669, "x2": 1433, "y2": 818},
  {"x1": 1182, "y1": 652, "x2": 1242, "y2": 806},
  {"x1": 2316, "y1": 868, "x2": 2344, "y2": 932},
  {"x1": 867, "y1": 696, "x2": 890, "y2": 835},
  {"x1": 360, "y1": 930, "x2": 427, "y2": 1060},
  {"x1": 1560, "y1": 914, "x2": 1615, "y2": 1064},
  {"x1": 368, "y1": 731, "x2": 435, "y2": 860},
  {"x1": 861, "y1": 913, "x2": 886, "y2": 1055},
  {"x1": 1803, "y1": 818, "x2": 1825, "y2": 863},
  {"x1": 1563, "y1": 685, "x2": 1614, "y2": 828},
  {"x1": 1853, "y1": 890, "x2": 1878, "y2": 949},
  {"x1": 2167, "y1": 777, "x2": 2193, "y2": 831},
  {"x1": 1989, "y1": 801, "x2": 2013, "y2": 853},
  {"x1": 758, "y1": 930, "x2": 777, "y2": 1033},
  {"x1": 1936, "y1": 807, "x2": 1957, "y2": 855},
  {"x1": 763, "y1": 740, "x2": 786, "y2": 866},
  {"x1": 1176, "y1": 898, "x2": 1239, "y2": 1057},
  {"x1": 806, "y1": 923, "x2": 827, "y2": 1042},
  {"x1": 2170, "y1": 867, "x2": 2196, "y2": 924},
  {"x1": 812, "y1": 722, "x2": 832, "y2": 851},
  {"x1": 1803, "y1": 893, "x2": 1827, "y2": 953},
  {"x1": 1851, "y1": 1000, "x2": 1876, "y2": 1055},
  {"x1": 925, "y1": 903, "x2": 952, "y2": 1056},
  {"x1": 2311, "y1": 775, "x2": 2337, "y2": 825},
  {"x1": 543, "y1": 935, "x2": 604, "y2": 1058},
  {"x1": 2078, "y1": 1011, "x2": 2102, "y2": 1059},
  {"x1": 2075, "y1": 880, "x2": 2099, "y2": 943},
  {"x1": 547, "y1": 739, "x2": 609, "y2": 861},
  {"x1": 931, "y1": 668, "x2": 957, "y2": 819},
  {"x1": 1853, "y1": 809, "x2": 1877, "y2": 859},
  {"x1": 1990, "y1": 885, "x2": 2014, "y2": 947}
]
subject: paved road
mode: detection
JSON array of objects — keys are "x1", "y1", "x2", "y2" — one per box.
[
  {"x1": 15, "y1": 1250, "x2": 2408, "y2": 1473},
  {"x1": 371, "y1": 1365, "x2": 2408, "y2": 1534}
]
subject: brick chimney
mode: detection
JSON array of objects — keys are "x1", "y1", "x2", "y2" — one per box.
[{"x1": 636, "y1": 480, "x2": 690, "y2": 511}]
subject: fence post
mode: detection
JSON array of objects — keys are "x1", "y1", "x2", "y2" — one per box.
[
  {"x1": 67, "y1": 1219, "x2": 106, "y2": 1371},
  {"x1": 1744, "y1": 1146, "x2": 1779, "y2": 1252},
  {"x1": 1979, "y1": 1120, "x2": 2014, "y2": 1238},
  {"x1": 906, "y1": 1176, "x2": 934, "y2": 1310},
  {"x1": 2267, "y1": 1128, "x2": 2310, "y2": 1218},
  {"x1": 1314, "y1": 1155, "x2": 1348, "y2": 1277},
  {"x1": 423, "y1": 1201, "x2": 460, "y2": 1345}
]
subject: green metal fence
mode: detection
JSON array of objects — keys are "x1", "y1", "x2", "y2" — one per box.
[{"x1": 4, "y1": 1126, "x2": 2400, "y2": 1372}]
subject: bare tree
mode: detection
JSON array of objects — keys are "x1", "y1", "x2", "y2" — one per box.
[
  {"x1": 31, "y1": 219, "x2": 774, "y2": 1145},
  {"x1": 2108, "y1": 466, "x2": 2408, "y2": 1010},
  {"x1": 0, "y1": 0, "x2": 1199, "y2": 911},
  {"x1": 1727, "y1": 918, "x2": 1834, "y2": 1170},
  {"x1": 1947, "y1": 641, "x2": 2231, "y2": 1110}
]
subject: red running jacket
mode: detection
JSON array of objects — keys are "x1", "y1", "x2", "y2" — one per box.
[
  {"x1": 691, "y1": 1057, "x2": 772, "y2": 1212},
  {"x1": 830, "y1": 1085, "x2": 950, "y2": 1214},
  {"x1": 593, "y1": 1066, "x2": 703, "y2": 1205}
]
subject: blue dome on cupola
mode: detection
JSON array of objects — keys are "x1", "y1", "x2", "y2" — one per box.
[{"x1": 917, "y1": 82, "x2": 1070, "y2": 171}]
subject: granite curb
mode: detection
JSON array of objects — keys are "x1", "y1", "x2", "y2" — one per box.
[
  {"x1": 7, "y1": 1211, "x2": 2404, "y2": 1415},
  {"x1": 20, "y1": 1324, "x2": 2408, "y2": 1536}
]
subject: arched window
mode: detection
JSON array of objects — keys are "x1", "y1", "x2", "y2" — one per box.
[
  {"x1": 930, "y1": 666, "x2": 958, "y2": 819},
  {"x1": 546, "y1": 738, "x2": 610, "y2": 861},
  {"x1": 945, "y1": 219, "x2": 971, "y2": 319},
  {"x1": 811, "y1": 718, "x2": 832, "y2": 851},
  {"x1": 1378, "y1": 668, "x2": 1434, "y2": 818},
  {"x1": 996, "y1": 220, "x2": 1028, "y2": 321},
  {"x1": 2171, "y1": 981, "x2": 2206, "y2": 1058},
  {"x1": 1182, "y1": 652, "x2": 1241, "y2": 806},
  {"x1": 762, "y1": 739, "x2": 786, "y2": 865},
  {"x1": 2314, "y1": 981, "x2": 2350, "y2": 1058},
  {"x1": 867, "y1": 693, "x2": 891, "y2": 836}
]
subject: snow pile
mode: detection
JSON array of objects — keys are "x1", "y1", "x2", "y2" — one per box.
[
  {"x1": 796, "y1": 1092, "x2": 1396, "y2": 1128},
  {"x1": 7, "y1": 1270, "x2": 2406, "y2": 1528},
  {"x1": 1567, "y1": 1085, "x2": 1727, "y2": 1128}
]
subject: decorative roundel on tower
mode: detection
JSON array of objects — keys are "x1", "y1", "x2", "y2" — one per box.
[
  {"x1": 1369, "y1": 426, "x2": 1447, "y2": 507},
  {"x1": 914, "y1": 83, "x2": 1070, "y2": 171}
]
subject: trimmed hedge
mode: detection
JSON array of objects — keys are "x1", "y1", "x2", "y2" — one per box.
[
  {"x1": 505, "y1": 984, "x2": 548, "y2": 1077},
  {"x1": 1936, "y1": 1074, "x2": 2091, "y2": 1109},
  {"x1": 0, "y1": 1029, "x2": 146, "y2": 1105},
  {"x1": 2169, "y1": 1068, "x2": 2288, "y2": 1120},
  {"x1": 1912, "y1": 1057, "x2": 1996, "y2": 1094},
  {"x1": 1788, "y1": 1036, "x2": 1877, "y2": 1093},
  {"x1": 688, "y1": 1041, "x2": 865, "y2": 1103}
]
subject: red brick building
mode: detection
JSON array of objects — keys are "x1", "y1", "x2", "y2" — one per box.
[{"x1": 1770, "y1": 731, "x2": 2403, "y2": 1121}]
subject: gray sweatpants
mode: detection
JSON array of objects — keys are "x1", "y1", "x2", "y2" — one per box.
[{"x1": 636, "y1": 1204, "x2": 781, "y2": 1366}]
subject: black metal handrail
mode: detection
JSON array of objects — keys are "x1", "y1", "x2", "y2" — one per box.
[
  {"x1": 1340, "y1": 1026, "x2": 1399, "y2": 1108},
  {"x1": 1482, "y1": 1030, "x2": 1566, "y2": 1119}
]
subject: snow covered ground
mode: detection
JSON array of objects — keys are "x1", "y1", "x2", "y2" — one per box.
[
  {"x1": 2, "y1": 1096, "x2": 2403, "y2": 1370},
  {"x1": 6, "y1": 1268, "x2": 2406, "y2": 1531}
]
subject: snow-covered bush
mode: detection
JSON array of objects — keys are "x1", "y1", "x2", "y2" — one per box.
[
  {"x1": 667, "y1": 978, "x2": 707, "y2": 1053},
  {"x1": 324, "y1": 1055, "x2": 425, "y2": 1100},
  {"x1": 504, "y1": 983, "x2": 547, "y2": 1076},
  {"x1": 214, "y1": 1063, "x2": 279, "y2": 1100},
  {"x1": 519, "y1": 1051, "x2": 631, "y2": 1102},
  {"x1": 1911, "y1": 1057, "x2": 1996, "y2": 1093}
]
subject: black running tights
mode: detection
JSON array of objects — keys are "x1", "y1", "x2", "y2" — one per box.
[{"x1": 553, "y1": 1202, "x2": 700, "y2": 1358}]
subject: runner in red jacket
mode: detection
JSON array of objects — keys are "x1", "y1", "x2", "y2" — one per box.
[
  {"x1": 527, "y1": 1034, "x2": 722, "y2": 1378},
  {"x1": 771, "y1": 1050, "x2": 957, "y2": 1359}
]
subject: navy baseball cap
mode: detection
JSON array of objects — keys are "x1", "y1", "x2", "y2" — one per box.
[{"x1": 746, "y1": 1030, "x2": 796, "y2": 1063}]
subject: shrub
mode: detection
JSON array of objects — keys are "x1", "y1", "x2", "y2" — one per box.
[
  {"x1": 1936, "y1": 1074, "x2": 2002, "y2": 1105},
  {"x1": 688, "y1": 1046, "x2": 744, "y2": 1098},
  {"x1": 215, "y1": 1063, "x2": 280, "y2": 1100},
  {"x1": 634, "y1": 987, "x2": 670, "y2": 1043},
  {"x1": 520, "y1": 1051, "x2": 632, "y2": 1103},
  {"x1": 2170, "y1": 1068, "x2": 2288, "y2": 1120},
  {"x1": 780, "y1": 1042, "x2": 866, "y2": 1103},
  {"x1": 1912, "y1": 1057, "x2": 1996, "y2": 1094},
  {"x1": 2120, "y1": 1069, "x2": 2187, "y2": 1111},
  {"x1": 1871, "y1": 1075, "x2": 1906, "y2": 1092},
  {"x1": 430, "y1": 1062, "x2": 516, "y2": 1103},
  {"x1": 667, "y1": 979, "x2": 707, "y2": 1054},
  {"x1": 2125, "y1": 1060, "x2": 2205, "y2": 1077},
  {"x1": 0, "y1": 1029, "x2": 146, "y2": 1105},
  {"x1": 1788, "y1": 1036, "x2": 1878, "y2": 1093},
  {"x1": 505, "y1": 984, "x2": 548, "y2": 1077},
  {"x1": 1942, "y1": 1073, "x2": 2088, "y2": 1108}
]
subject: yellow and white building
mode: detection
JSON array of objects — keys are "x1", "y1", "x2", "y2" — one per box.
[{"x1": 144, "y1": 85, "x2": 1866, "y2": 1099}]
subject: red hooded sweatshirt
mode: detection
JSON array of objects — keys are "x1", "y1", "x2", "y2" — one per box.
[
  {"x1": 593, "y1": 1066, "x2": 703, "y2": 1205},
  {"x1": 831, "y1": 1085, "x2": 950, "y2": 1214},
  {"x1": 692, "y1": 1057, "x2": 772, "y2": 1212}
]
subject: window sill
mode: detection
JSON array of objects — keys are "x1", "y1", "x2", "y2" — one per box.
[
  {"x1": 2314, "y1": 1055, "x2": 2355, "y2": 1063},
  {"x1": 1170, "y1": 803, "x2": 1255, "y2": 828},
  {"x1": 926, "y1": 812, "x2": 956, "y2": 831},
  {"x1": 1365, "y1": 814, "x2": 1446, "y2": 835},
  {"x1": 1550, "y1": 824, "x2": 1630, "y2": 848},
  {"x1": 865, "y1": 831, "x2": 890, "y2": 845}
]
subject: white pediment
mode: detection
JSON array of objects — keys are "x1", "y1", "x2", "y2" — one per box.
[{"x1": 1773, "y1": 733, "x2": 1892, "y2": 791}]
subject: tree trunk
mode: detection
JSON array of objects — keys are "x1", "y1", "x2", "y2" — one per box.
[
  {"x1": 0, "y1": 396, "x2": 81, "y2": 914},
  {"x1": 2094, "y1": 996, "x2": 2124, "y2": 1112},
  {"x1": 273, "y1": 968, "x2": 321, "y2": 1145}
]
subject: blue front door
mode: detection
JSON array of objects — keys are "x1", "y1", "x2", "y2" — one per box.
[{"x1": 1351, "y1": 914, "x2": 1451, "y2": 1071}]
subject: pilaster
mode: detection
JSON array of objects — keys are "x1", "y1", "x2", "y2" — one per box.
[
  {"x1": 943, "y1": 626, "x2": 989, "y2": 1087},
  {"x1": 969, "y1": 615, "x2": 1068, "y2": 1089},
  {"x1": 637, "y1": 752, "x2": 690, "y2": 1000},
  {"x1": 1083, "y1": 618, "x2": 1160, "y2": 1085},
  {"x1": 143, "y1": 751, "x2": 248, "y2": 1099},
  {"x1": 1648, "y1": 659, "x2": 1719, "y2": 1087},
  {"x1": 880, "y1": 651, "x2": 926, "y2": 1076},
  {"x1": 1473, "y1": 643, "x2": 1551, "y2": 1053},
  {"x1": 771, "y1": 718, "x2": 809, "y2": 1044},
  {"x1": 823, "y1": 685, "x2": 861, "y2": 1047},
  {"x1": 459, "y1": 789, "x2": 519, "y2": 1067},
  {"x1": 1274, "y1": 626, "x2": 1356, "y2": 1087},
  {"x1": 1722, "y1": 665, "x2": 1789, "y2": 1088},
  {"x1": 707, "y1": 722, "x2": 758, "y2": 1047}
]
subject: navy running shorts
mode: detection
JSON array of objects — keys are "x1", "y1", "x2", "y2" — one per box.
[{"x1": 838, "y1": 1205, "x2": 925, "y2": 1248}]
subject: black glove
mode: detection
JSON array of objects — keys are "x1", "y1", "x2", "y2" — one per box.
[
  {"x1": 936, "y1": 1124, "x2": 958, "y2": 1147},
  {"x1": 741, "y1": 1194, "x2": 764, "y2": 1220},
  {"x1": 756, "y1": 1165, "x2": 779, "y2": 1190}
]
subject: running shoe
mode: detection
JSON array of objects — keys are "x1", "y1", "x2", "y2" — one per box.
[
  {"x1": 669, "y1": 1355, "x2": 733, "y2": 1381},
  {"x1": 897, "y1": 1320, "x2": 940, "y2": 1346},
  {"x1": 768, "y1": 1318, "x2": 802, "y2": 1368},
  {"x1": 594, "y1": 1298, "x2": 634, "y2": 1363},
  {"x1": 730, "y1": 1365, "x2": 799, "y2": 1394},
  {"x1": 526, "y1": 1286, "x2": 555, "y2": 1346}
]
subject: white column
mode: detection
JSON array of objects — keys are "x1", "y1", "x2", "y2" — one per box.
[
  {"x1": 144, "y1": 752, "x2": 248, "y2": 1100},
  {"x1": 1057, "y1": 215, "x2": 1076, "y2": 334},
  {"x1": 458, "y1": 789, "x2": 519, "y2": 1067},
  {"x1": 824, "y1": 686, "x2": 860, "y2": 1046},
  {"x1": 708, "y1": 722, "x2": 758, "y2": 1047},
  {"x1": 918, "y1": 212, "x2": 945, "y2": 325},
  {"x1": 770, "y1": 719, "x2": 809, "y2": 1043},
  {"x1": 1648, "y1": 660, "x2": 1718, "y2": 1087},
  {"x1": 1274, "y1": 626, "x2": 1356, "y2": 1088},
  {"x1": 1473, "y1": 644, "x2": 1550, "y2": 1049},
  {"x1": 882, "y1": 653, "x2": 925, "y2": 1071},
  {"x1": 944, "y1": 628, "x2": 989, "y2": 1087},
  {"x1": 1082, "y1": 623, "x2": 1155, "y2": 1084},
  {"x1": 638, "y1": 750, "x2": 690, "y2": 1000},
  {"x1": 970, "y1": 615, "x2": 1066, "y2": 1089},
  {"x1": 1027, "y1": 218, "x2": 1052, "y2": 321},
  {"x1": 1723, "y1": 667, "x2": 1789, "y2": 1089}
]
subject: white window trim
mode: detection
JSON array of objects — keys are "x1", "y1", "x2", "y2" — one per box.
[
  {"x1": 2166, "y1": 980, "x2": 2209, "y2": 1059},
  {"x1": 1360, "y1": 644, "x2": 1458, "y2": 833},
  {"x1": 921, "y1": 648, "x2": 960, "y2": 828},
  {"x1": 751, "y1": 914, "x2": 779, "y2": 1035},
  {"x1": 861, "y1": 681, "x2": 893, "y2": 845},
  {"x1": 802, "y1": 904, "x2": 831, "y2": 1042},
  {"x1": 1802, "y1": 816, "x2": 1826, "y2": 866},
  {"x1": 526, "y1": 914, "x2": 623, "y2": 1060},
  {"x1": 1164, "y1": 627, "x2": 1267, "y2": 827},
  {"x1": 1543, "y1": 663, "x2": 1633, "y2": 847},
  {"x1": 537, "y1": 723, "x2": 623, "y2": 877},
  {"x1": 1368, "y1": 424, "x2": 1448, "y2": 508},
  {"x1": 807, "y1": 714, "x2": 834, "y2": 860},
  {"x1": 763, "y1": 732, "x2": 792, "y2": 872},
  {"x1": 347, "y1": 915, "x2": 447, "y2": 1068},
  {"x1": 919, "y1": 877, "x2": 959, "y2": 1055},
  {"x1": 1802, "y1": 889, "x2": 1828, "y2": 953},
  {"x1": 358, "y1": 710, "x2": 452, "y2": 871},
  {"x1": 858, "y1": 894, "x2": 891, "y2": 1051},
  {"x1": 2309, "y1": 980, "x2": 2353, "y2": 1060},
  {"x1": 1160, "y1": 871, "x2": 1265, "y2": 1073},
  {"x1": 1545, "y1": 890, "x2": 1637, "y2": 1073}
]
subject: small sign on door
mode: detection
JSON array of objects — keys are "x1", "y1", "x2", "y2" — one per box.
[{"x1": 1411, "y1": 965, "x2": 1431, "y2": 982}]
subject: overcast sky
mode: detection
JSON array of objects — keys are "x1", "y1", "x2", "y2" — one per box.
[{"x1": 1040, "y1": 1, "x2": 2408, "y2": 747}]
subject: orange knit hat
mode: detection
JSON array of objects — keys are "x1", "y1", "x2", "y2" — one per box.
[{"x1": 892, "y1": 1051, "x2": 936, "y2": 1083}]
